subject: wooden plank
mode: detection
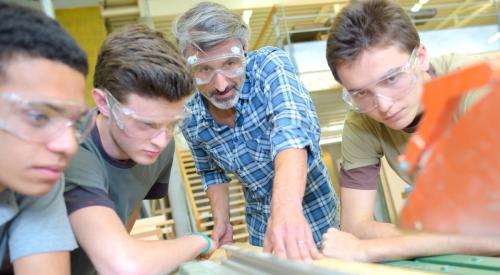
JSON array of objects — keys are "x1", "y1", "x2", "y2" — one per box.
[
  {"x1": 252, "y1": 5, "x2": 277, "y2": 50},
  {"x1": 130, "y1": 215, "x2": 176, "y2": 240},
  {"x1": 194, "y1": 194, "x2": 244, "y2": 205},
  {"x1": 200, "y1": 215, "x2": 246, "y2": 228},
  {"x1": 232, "y1": 224, "x2": 247, "y2": 231},
  {"x1": 176, "y1": 147, "x2": 249, "y2": 241},
  {"x1": 233, "y1": 232, "x2": 250, "y2": 240},
  {"x1": 198, "y1": 199, "x2": 245, "y2": 212}
]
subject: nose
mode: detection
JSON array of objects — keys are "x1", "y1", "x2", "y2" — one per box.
[
  {"x1": 213, "y1": 71, "x2": 230, "y2": 92},
  {"x1": 46, "y1": 127, "x2": 78, "y2": 157},
  {"x1": 150, "y1": 130, "x2": 170, "y2": 149},
  {"x1": 375, "y1": 93, "x2": 394, "y2": 113}
]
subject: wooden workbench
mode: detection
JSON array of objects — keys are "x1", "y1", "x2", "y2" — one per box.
[
  {"x1": 181, "y1": 243, "x2": 433, "y2": 274},
  {"x1": 181, "y1": 243, "x2": 500, "y2": 274}
]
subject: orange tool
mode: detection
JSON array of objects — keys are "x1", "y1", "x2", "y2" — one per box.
[{"x1": 399, "y1": 59, "x2": 500, "y2": 235}]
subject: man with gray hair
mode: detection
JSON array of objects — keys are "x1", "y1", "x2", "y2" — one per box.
[{"x1": 174, "y1": 2, "x2": 339, "y2": 260}]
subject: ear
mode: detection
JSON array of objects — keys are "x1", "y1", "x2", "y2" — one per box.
[
  {"x1": 416, "y1": 43, "x2": 430, "y2": 72},
  {"x1": 243, "y1": 42, "x2": 249, "y2": 57},
  {"x1": 92, "y1": 88, "x2": 110, "y2": 117}
]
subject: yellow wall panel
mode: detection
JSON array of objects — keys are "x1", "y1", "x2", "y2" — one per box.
[{"x1": 56, "y1": 6, "x2": 107, "y2": 106}]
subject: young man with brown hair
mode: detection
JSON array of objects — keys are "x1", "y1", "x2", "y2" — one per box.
[
  {"x1": 64, "y1": 25, "x2": 215, "y2": 275},
  {"x1": 322, "y1": 0, "x2": 500, "y2": 262},
  {"x1": 0, "y1": 2, "x2": 95, "y2": 273}
]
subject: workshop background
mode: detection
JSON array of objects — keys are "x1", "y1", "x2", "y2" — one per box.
[{"x1": 10, "y1": 0, "x2": 500, "y2": 245}]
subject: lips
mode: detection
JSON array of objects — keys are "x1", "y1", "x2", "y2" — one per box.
[
  {"x1": 385, "y1": 109, "x2": 403, "y2": 122},
  {"x1": 144, "y1": 150, "x2": 160, "y2": 158},
  {"x1": 211, "y1": 86, "x2": 236, "y2": 100},
  {"x1": 215, "y1": 89, "x2": 231, "y2": 97},
  {"x1": 214, "y1": 90, "x2": 232, "y2": 100},
  {"x1": 31, "y1": 165, "x2": 65, "y2": 182}
]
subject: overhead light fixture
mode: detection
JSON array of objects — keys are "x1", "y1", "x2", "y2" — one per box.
[
  {"x1": 242, "y1": 10, "x2": 253, "y2": 25},
  {"x1": 333, "y1": 4, "x2": 342, "y2": 13},
  {"x1": 411, "y1": 3, "x2": 423, "y2": 12}
]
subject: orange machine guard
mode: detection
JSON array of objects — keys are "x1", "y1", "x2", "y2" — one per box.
[{"x1": 399, "y1": 59, "x2": 500, "y2": 235}]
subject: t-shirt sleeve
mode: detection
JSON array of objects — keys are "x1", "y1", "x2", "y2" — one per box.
[
  {"x1": 8, "y1": 177, "x2": 77, "y2": 262},
  {"x1": 340, "y1": 111, "x2": 383, "y2": 171},
  {"x1": 64, "y1": 146, "x2": 112, "y2": 213},
  {"x1": 338, "y1": 163, "x2": 380, "y2": 190},
  {"x1": 64, "y1": 186, "x2": 115, "y2": 214},
  {"x1": 259, "y1": 48, "x2": 321, "y2": 161}
]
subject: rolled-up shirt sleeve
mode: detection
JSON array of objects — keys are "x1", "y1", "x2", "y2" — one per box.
[
  {"x1": 260, "y1": 49, "x2": 321, "y2": 163},
  {"x1": 182, "y1": 126, "x2": 231, "y2": 190}
]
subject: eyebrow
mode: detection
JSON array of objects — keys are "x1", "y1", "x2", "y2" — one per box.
[
  {"x1": 379, "y1": 65, "x2": 403, "y2": 81},
  {"x1": 38, "y1": 101, "x2": 86, "y2": 118},
  {"x1": 346, "y1": 64, "x2": 405, "y2": 93},
  {"x1": 27, "y1": 101, "x2": 67, "y2": 117}
]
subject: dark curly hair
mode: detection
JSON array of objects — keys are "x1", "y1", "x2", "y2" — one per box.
[{"x1": 0, "y1": 2, "x2": 88, "y2": 81}]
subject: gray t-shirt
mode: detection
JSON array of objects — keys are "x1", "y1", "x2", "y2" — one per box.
[
  {"x1": 0, "y1": 177, "x2": 77, "y2": 271},
  {"x1": 64, "y1": 125, "x2": 174, "y2": 275}
]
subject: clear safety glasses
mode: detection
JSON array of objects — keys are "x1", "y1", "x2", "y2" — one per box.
[
  {"x1": 187, "y1": 46, "x2": 246, "y2": 85},
  {"x1": 105, "y1": 91, "x2": 191, "y2": 140},
  {"x1": 342, "y1": 49, "x2": 419, "y2": 113},
  {"x1": 0, "y1": 92, "x2": 96, "y2": 144}
]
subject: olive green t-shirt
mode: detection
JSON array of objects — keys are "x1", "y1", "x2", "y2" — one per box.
[{"x1": 340, "y1": 53, "x2": 489, "y2": 188}]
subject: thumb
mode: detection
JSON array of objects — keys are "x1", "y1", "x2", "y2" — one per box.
[{"x1": 263, "y1": 232, "x2": 272, "y2": 253}]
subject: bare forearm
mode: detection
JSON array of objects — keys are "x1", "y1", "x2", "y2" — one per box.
[
  {"x1": 86, "y1": 232, "x2": 209, "y2": 274},
  {"x1": 265, "y1": 148, "x2": 321, "y2": 260},
  {"x1": 344, "y1": 219, "x2": 401, "y2": 239},
  {"x1": 14, "y1": 252, "x2": 70, "y2": 275},
  {"x1": 207, "y1": 184, "x2": 230, "y2": 222},
  {"x1": 71, "y1": 207, "x2": 211, "y2": 275},
  {"x1": 118, "y1": 235, "x2": 209, "y2": 274},
  {"x1": 363, "y1": 233, "x2": 500, "y2": 262},
  {"x1": 271, "y1": 149, "x2": 307, "y2": 212}
]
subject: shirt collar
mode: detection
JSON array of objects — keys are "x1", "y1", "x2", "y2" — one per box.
[{"x1": 91, "y1": 124, "x2": 136, "y2": 168}]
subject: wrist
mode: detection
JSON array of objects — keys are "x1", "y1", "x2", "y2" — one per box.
[
  {"x1": 271, "y1": 202, "x2": 303, "y2": 215},
  {"x1": 213, "y1": 214, "x2": 230, "y2": 224},
  {"x1": 192, "y1": 232, "x2": 211, "y2": 257},
  {"x1": 358, "y1": 240, "x2": 375, "y2": 262}
]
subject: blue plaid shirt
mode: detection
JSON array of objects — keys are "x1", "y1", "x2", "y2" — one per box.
[{"x1": 182, "y1": 47, "x2": 339, "y2": 246}]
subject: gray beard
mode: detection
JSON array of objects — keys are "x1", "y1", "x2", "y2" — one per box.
[
  {"x1": 202, "y1": 73, "x2": 246, "y2": 110},
  {"x1": 207, "y1": 91, "x2": 240, "y2": 110}
]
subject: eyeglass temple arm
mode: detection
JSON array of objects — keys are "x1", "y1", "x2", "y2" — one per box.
[{"x1": 399, "y1": 60, "x2": 500, "y2": 175}]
